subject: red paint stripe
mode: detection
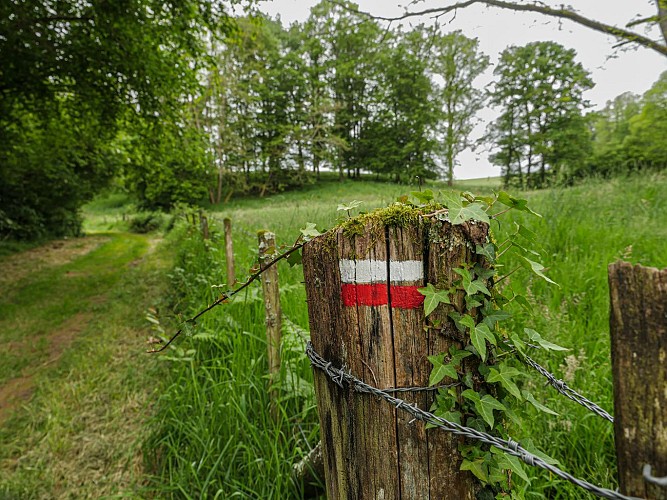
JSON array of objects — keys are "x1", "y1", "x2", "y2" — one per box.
[
  {"x1": 341, "y1": 284, "x2": 424, "y2": 309},
  {"x1": 342, "y1": 283, "x2": 388, "y2": 307},
  {"x1": 390, "y1": 285, "x2": 425, "y2": 309}
]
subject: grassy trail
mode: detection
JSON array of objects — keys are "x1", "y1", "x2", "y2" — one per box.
[{"x1": 0, "y1": 233, "x2": 172, "y2": 499}]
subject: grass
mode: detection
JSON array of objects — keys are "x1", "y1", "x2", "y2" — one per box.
[
  {"x1": 146, "y1": 171, "x2": 667, "y2": 498},
  {"x1": 0, "y1": 232, "x2": 174, "y2": 498}
]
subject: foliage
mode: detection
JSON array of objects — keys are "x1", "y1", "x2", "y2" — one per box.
[
  {"x1": 0, "y1": 0, "x2": 239, "y2": 237},
  {"x1": 489, "y1": 42, "x2": 593, "y2": 189}
]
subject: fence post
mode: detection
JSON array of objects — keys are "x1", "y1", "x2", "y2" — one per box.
[
  {"x1": 258, "y1": 230, "x2": 281, "y2": 418},
  {"x1": 609, "y1": 262, "x2": 667, "y2": 499},
  {"x1": 302, "y1": 210, "x2": 489, "y2": 499},
  {"x1": 199, "y1": 211, "x2": 209, "y2": 240},
  {"x1": 224, "y1": 218, "x2": 236, "y2": 285}
]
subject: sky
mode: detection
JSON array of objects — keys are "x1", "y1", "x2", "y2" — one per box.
[{"x1": 254, "y1": 0, "x2": 667, "y2": 180}]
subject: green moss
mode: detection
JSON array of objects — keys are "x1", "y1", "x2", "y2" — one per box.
[{"x1": 335, "y1": 203, "x2": 429, "y2": 237}]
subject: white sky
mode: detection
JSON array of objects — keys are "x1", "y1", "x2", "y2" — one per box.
[{"x1": 256, "y1": 0, "x2": 667, "y2": 179}]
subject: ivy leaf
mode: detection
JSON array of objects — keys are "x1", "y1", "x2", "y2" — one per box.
[
  {"x1": 523, "y1": 391, "x2": 558, "y2": 415},
  {"x1": 481, "y1": 302, "x2": 512, "y2": 328},
  {"x1": 463, "y1": 390, "x2": 505, "y2": 428},
  {"x1": 486, "y1": 365, "x2": 523, "y2": 400},
  {"x1": 418, "y1": 284, "x2": 451, "y2": 317},
  {"x1": 514, "y1": 222, "x2": 539, "y2": 246},
  {"x1": 491, "y1": 448, "x2": 530, "y2": 483},
  {"x1": 510, "y1": 334, "x2": 527, "y2": 355},
  {"x1": 473, "y1": 264, "x2": 496, "y2": 281},
  {"x1": 476, "y1": 243, "x2": 496, "y2": 262},
  {"x1": 519, "y1": 256, "x2": 559, "y2": 286},
  {"x1": 300, "y1": 223, "x2": 321, "y2": 241},
  {"x1": 449, "y1": 346, "x2": 473, "y2": 367},
  {"x1": 286, "y1": 249, "x2": 302, "y2": 267},
  {"x1": 465, "y1": 296, "x2": 482, "y2": 309},
  {"x1": 442, "y1": 192, "x2": 490, "y2": 225},
  {"x1": 496, "y1": 191, "x2": 541, "y2": 217},
  {"x1": 524, "y1": 328, "x2": 568, "y2": 351},
  {"x1": 434, "y1": 409, "x2": 462, "y2": 425},
  {"x1": 410, "y1": 189, "x2": 434, "y2": 204},
  {"x1": 461, "y1": 459, "x2": 488, "y2": 483},
  {"x1": 455, "y1": 268, "x2": 491, "y2": 296},
  {"x1": 521, "y1": 438, "x2": 561, "y2": 466},
  {"x1": 337, "y1": 200, "x2": 364, "y2": 212},
  {"x1": 428, "y1": 354, "x2": 458, "y2": 386},
  {"x1": 470, "y1": 323, "x2": 496, "y2": 362}
]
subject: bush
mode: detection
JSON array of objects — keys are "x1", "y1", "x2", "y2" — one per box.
[{"x1": 128, "y1": 213, "x2": 165, "y2": 234}]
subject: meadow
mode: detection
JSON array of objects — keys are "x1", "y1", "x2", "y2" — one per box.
[
  {"x1": 1, "y1": 173, "x2": 665, "y2": 499},
  {"x1": 143, "y1": 172, "x2": 667, "y2": 499}
]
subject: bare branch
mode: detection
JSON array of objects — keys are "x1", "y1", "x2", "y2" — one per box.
[{"x1": 326, "y1": 0, "x2": 667, "y2": 58}]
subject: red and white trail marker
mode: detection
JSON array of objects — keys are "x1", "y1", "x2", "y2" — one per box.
[{"x1": 339, "y1": 259, "x2": 425, "y2": 309}]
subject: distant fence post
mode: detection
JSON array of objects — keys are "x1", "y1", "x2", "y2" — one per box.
[
  {"x1": 224, "y1": 218, "x2": 236, "y2": 285},
  {"x1": 302, "y1": 213, "x2": 489, "y2": 499},
  {"x1": 258, "y1": 230, "x2": 281, "y2": 418},
  {"x1": 609, "y1": 262, "x2": 667, "y2": 500},
  {"x1": 199, "y1": 211, "x2": 209, "y2": 240}
]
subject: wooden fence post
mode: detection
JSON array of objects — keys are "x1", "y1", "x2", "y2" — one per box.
[
  {"x1": 609, "y1": 262, "x2": 667, "y2": 499},
  {"x1": 302, "y1": 210, "x2": 489, "y2": 499},
  {"x1": 258, "y1": 230, "x2": 281, "y2": 418},
  {"x1": 199, "y1": 211, "x2": 209, "y2": 240},
  {"x1": 224, "y1": 218, "x2": 236, "y2": 285}
]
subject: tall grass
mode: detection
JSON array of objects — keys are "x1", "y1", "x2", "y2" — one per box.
[{"x1": 146, "y1": 172, "x2": 667, "y2": 498}]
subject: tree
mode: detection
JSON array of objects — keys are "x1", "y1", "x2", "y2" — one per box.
[
  {"x1": 430, "y1": 31, "x2": 489, "y2": 186},
  {"x1": 344, "y1": 0, "x2": 667, "y2": 58},
  {"x1": 0, "y1": 0, "x2": 238, "y2": 237},
  {"x1": 489, "y1": 42, "x2": 593, "y2": 188}
]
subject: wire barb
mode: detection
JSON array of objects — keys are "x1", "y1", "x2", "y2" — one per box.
[{"x1": 306, "y1": 342, "x2": 640, "y2": 500}]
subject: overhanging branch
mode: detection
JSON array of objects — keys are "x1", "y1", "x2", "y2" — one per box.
[{"x1": 327, "y1": 0, "x2": 667, "y2": 58}]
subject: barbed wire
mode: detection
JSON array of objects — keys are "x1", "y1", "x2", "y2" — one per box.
[
  {"x1": 306, "y1": 342, "x2": 640, "y2": 500},
  {"x1": 521, "y1": 354, "x2": 615, "y2": 423}
]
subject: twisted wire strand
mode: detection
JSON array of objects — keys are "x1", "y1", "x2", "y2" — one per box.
[
  {"x1": 522, "y1": 354, "x2": 615, "y2": 423},
  {"x1": 306, "y1": 342, "x2": 639, "y2": 500}
]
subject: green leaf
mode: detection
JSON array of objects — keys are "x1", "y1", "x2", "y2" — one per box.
[
  {"x1": 463, "y1": 390, "x2": 505, "y2": 428},
  {"x1": 300, "y1": 222, "x2": 321, "y2": 241},
  {"x1": 481, "y1": 306, "x2": 512, "y2": 329},
  {"x1": 470, "y1": 323, "x2": 496, "y2": 362},
  {"x1": 418, "y1": 283, "x2": 451, "y2": 317},
  {"x1": 496, "y1": 191, "x2": 541, "y2": 217},
  {"x1": 337, "y1": 200, "x2": 364, "y2": 212},
  {"x1": 523, "y1": 391, "x2": 558, "y2": 415},
  {"x1": 428, "y1": 354, "x2": 458, "y2": 386},
  {"x1": 491, "y1": 448, "x2": 530, "y2": 482},
  {"x1": 456, "y1": 267, "x2": 491, "y2": 296},
  {"x1": 434, "y1": 409, "x2": 462, "y2": 425},
  {"x1": 286, "y1": 249, "x2": 302, "y2": 267},
  {"x1": 410, "y1": 189, "x2": 434, "y2": 204},
  {"x1": 524, "y1": 328, "x2": 568, "y2": 351},
  {"x1": 487, "y1": 365, "x2": 523, "y2": 400},
  {"x1": 442, "y1": 192, "x2": 491, "y2": 225},
  {"x1": 476, "y1": 243, "x2": 496, "y2": 262},
  {"x1": 473, "y1": 264, "x2": 496, "y2": 281},
  {"x1": 521, "y1": 438, "x2": 561, "y2": 466},
  {"x1": 465, "y1": 296, "x2": 482, "y2": 309},
  {"x1": 461, "y1": 459, "x2": 489, "y2": 482},
  {"x1": 449, "y1": 346, "x2": 473, "y2": 367},
  {"x1": 519, "y1": 256, "x2": 559, "y2": 286}
]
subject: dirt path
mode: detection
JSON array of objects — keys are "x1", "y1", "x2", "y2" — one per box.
[{"x1": 0, "y1": 233, "x2": 170, "y2": 498}]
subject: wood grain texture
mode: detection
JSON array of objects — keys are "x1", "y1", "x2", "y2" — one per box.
[
  {"x1": 609, "y1": 261, "x2": 667, "y2": 499},
  {"x1": 303, "y1": 218, "x2": 488, "y2": 499}
]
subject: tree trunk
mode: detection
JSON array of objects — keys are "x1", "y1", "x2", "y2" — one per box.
[{"x1": 608, "y1": 261, "x2": 667, "y2": 499}]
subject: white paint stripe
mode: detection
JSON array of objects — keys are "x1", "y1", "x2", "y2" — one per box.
[{"x1": 339, "y1": 259, "x2": 423, "y2": 284}]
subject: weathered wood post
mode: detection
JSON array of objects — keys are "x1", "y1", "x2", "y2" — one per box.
[
  {"x1": 224, "y1": 218, "x2": 236, "y2": 285},
  {"x1": 259, "y1": 230, "x2": 281, "y2": 417},
  {"x1": 302, "y1": 207, "x2": 488, "y2": 499},
  {"x1": 199, "y1": 211, "x2": 209, "y2": 240},
  {"x1": 609, "y1": 262, "x2": 667, "y2": 499}
]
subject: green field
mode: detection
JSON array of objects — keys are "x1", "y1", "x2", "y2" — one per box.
[
  {"x1": 1, "y1": 173, "x2": 665, "y2": 498},
  {"x1": 144, "y1": 172, "x2": 667, "y2": 498}
]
